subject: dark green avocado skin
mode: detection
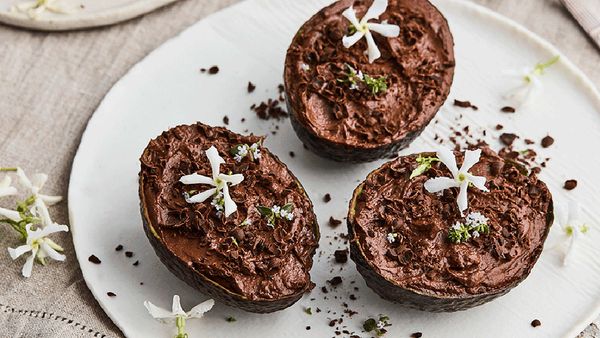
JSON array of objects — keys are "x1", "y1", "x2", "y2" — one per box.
[
  {"x1": 347, "y1": 176, "x2": 554, "y2": 312},
  {"x1": 138, "y1": 131, "x2": 320, "y2": 314}
]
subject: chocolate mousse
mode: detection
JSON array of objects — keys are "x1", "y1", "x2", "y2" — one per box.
[
  {"x1": 347, "y1": 147, "x2": 553, "y2": 311},
  {"x1": 284, "y1": 0, "x2": 455, "y2": 162},
  {"x1": 139, "y1": 123, "x2": 320, "y2": 313}
]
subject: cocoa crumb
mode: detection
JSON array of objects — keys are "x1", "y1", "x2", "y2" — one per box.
[
  {"x1": 334, "y1": 249, "x2": 348, "y2": 264},
  {"x1": 500, "y1": 133, "x2": 518, "y2": 146},
  {"x1": 323, "y1": 193, "x2": 332, "y2": 203},
  {"x1": 88, "y1": 255, "x2": 101, "y2": 264},
  {"x1": 541, "y1": 135, "x2": 554, "y2": 148},
  {"x1": 247, "y1": 82, "x2": 256, "y2": 93},
  {"x1": 564, "y1": 180, "x2": 577, "y2": 190},
  {"x1": 531, "y1": 319, "x2": 541, "y2": 327},
  {"x1": 329, "y1": 217, "x2": 342, "y2": 228},
  {"x1": 208, "y1": 66, "x2": 219, "y2": 74},
  {"x1": 501, "y1": 106, "x2": 516, "y2": 113}
]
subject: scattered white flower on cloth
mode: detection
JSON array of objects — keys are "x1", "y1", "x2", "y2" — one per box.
[
  {"x1": 342, "y1": 0, "x2": 400, "y2": 63},
  {"x1": 503, "y1": 55, "x2": 560, "y2": 108},
  {"x1": 8, "y1": 223, "x2": 68, "y2": 278},
  {"x1": 144, "y1": 295, "x2": 214, "y2": 338},
  {"x1": 386, "y1": 232, "x2": 398, "y2": 244},
  {"x1": 180, "y1": 146, "x2": 244, "y2": 218},
  {"x1": 10, "y1": 0, "x2": 73, "y2": 19},
  {"x1": 556, "y1": 201, "x2": 589, "y2": 266},
  {"x1": 424, "y1": 148, "x2": 489, "y2": 216},
  {"x1": 0, "y1": 167, "x2": 67, "y2": 278}
]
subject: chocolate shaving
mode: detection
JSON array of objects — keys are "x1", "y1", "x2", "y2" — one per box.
[
  {"x1": 323, "y1": 193, "x2": 332, "y2": 203},
  {"x1": 329, "y1": 217, "x2": 342, "y2": 228},
  {"x1": 501, "y1": 106, "x2": 516, "y2": 113},
  {"x1": 247, "y1": 82, "x2": 256, "y2": 93},
  {"x1": 88, "y1": 255, "x2": 101, "y2": 264},
  {"x1": 107, "y1": 292, "x2": 116, "y2": 297},
  {"x1": 531, "y1": 319, "x2": 541, "y2": 327},
  {"x1": 115, "y1": 245, "x2": 123, "y2": 251},
  {"x1": 208, "y1": 66, "x2": 219, "y2": 74},
  {"x1": 334, "y1": 249, "x2": 348, "y2": 264},
  {"x1": 499, "y1": 133, "x2": 518, "y2": 146},
  {"x1": 564, "y1": 179, "x2": 577, "y2": 190},
  {"x1": 454, "y1": 99, "x2": 477, "y2": 110},
  {"x1": 541, "y1": 135, "x2": 554, "y2": 148}
]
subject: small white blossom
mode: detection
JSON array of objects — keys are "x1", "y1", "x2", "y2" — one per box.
[
  {"x1": 342, "y1": 0, "x2": 400, "y2": 63},
  {"x1": 11, "y1": 0, "x2": 72, "y2": 19},
  {"x1": 285, "y1": 213, "x2": 294, "y2": 221},
  {"x1": 472, "y1": 230, "x2": 480, "y2": 238},
  {"x1": 144, "y1": 295, "x2": 214, "y2": 338},
  {"x1": 503, "y1": 55, "x2": 559, "y2": 108},
  {"x1": 465, "y1": 212, "x2": 489, "y2": 228},
  {"x1": 557, "y1": 201, "x2": 589, "y2": 266},
  {"x1": 250, "y1": 143, "x2": 261, "y2": 160},
  {"x1": 8, "y1": 223, "x2": 68, "y2": 278},
  {"x1": 451, "y1": 222, "x2": 462, "y2": 231},
  {"x1": 386, "y1": 232, "x2": 397, "y2": 244},
  {"x1": 272, "y1": 205, "x2": 281, "y2": 214},
  {"x1": 240, "y1": 218, "x2": 252, "y2": 227},
  {"x1": 301, "y1": 63, "x2": 310, "y2": 71},
  {"x1": 376, "y1": 320, "x2": 386, "y2": 330},
  {"x1": 180, "y1": 146, "x2": 244, "y2": 217},
  {"x1": 424, "y1": 148, "x2": 489, "y2": 216},
  {"x1": 16, "y1": 168, "x2": 63, "y2": 228}
]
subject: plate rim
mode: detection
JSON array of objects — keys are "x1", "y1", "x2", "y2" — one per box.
[
  {"x1": 67, "y1": 0, "x2": 600, "y2": 337},
  {"x1": 0, "y1": 0, "x2": 180, "y2": 31}
]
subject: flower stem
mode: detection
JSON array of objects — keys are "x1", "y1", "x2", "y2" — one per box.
[
  {"x1": 175, "y1": 316, "x2": 187, "y2": 338},
  {"x1": 0, "y1": 167, "x2": 17, "y2": 172}
]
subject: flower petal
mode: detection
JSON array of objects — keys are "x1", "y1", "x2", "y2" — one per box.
[
  {"x1": 39, "y1": 223, "x2": 69, "y2": 237},
  {"x1": 39, "y1": 194, "x2": 63, "y2": 206},
  {"x1": 460, "y1": 149, "x2": 482, "y2": 173},
  {"x1": 424, "y1": 177, "x2": 459, "y2": 193},
  {"x1": 22, "y1": 250, "x2": 36, "y2": 278},
  {"x1": 144, "y1": 300, "x2": 177, "y2": 322},
  {"x1": 457, "y1": 181, "x2": 469, "y2": 216},
  {"x1": 342, "y1": 6, "x2": 361, "y2": 28},
  {"x1": 363, "y1": 0, "x2": 388, "y2": 22},
  {"x1": 436, "y1": 148, "x2": 459, "y2": 177},
  {"x1": 0, "y1": 206, "x2": 21, "y2": 222},
  {"x1": 563, "y1": 229, "x2": 578, "y2": 266},
  {"x1": 179, "y1": 174, "x2": 214, "y2": 186},
  {"x1": 186, "y1": 188, "x2": 217, "y2": 204},
  {"x1": 30, "y1": 173, "x2": 48, "y2": 191},
  {"x1": 568, "y1": 200, "x2": 580, "y2": 224},
  {"x1": 8, "y1": 245, "x2": 32, "y2": 260},
  {"x1": 367, "y1": 23, "x2": 400, "y2": 37},
  {"x1": 171, "y1": 295, "x2": 186, "y2": 316},
  {"x1": 222, "y1": 184, "x2": 237, "y2": 218},
  {"x1": 205, "y1": 146, "x2": 225, "y2": 180},
  {"x1": 186, "y1": 299, "x2": 215, "y2": 319},
  {"x1": 466, "y1": 174, "x2": 488, "y2": 192},
  {"x1": 342, "y1": 31, "x2": 365, "y2": 48},
  {"x1": 16, "y1": 168, "x2": 33, "y2": 190},
  {"x1": 40, "y1": 241, "x2": 66, "y2": 261},
  {"x1": 219, "y1": 174, "x2": 244, "y2": 186},
  {"x1": 34, "y1": 198, "x2": 53, "y2": 227},
  {"x1": 365, "y1": 31, "x2": 381, "y2": 64}
]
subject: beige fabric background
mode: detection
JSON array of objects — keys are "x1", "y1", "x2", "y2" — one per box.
[{"x1": 0, "y1": 0, "x2": 598, "y2": 337}]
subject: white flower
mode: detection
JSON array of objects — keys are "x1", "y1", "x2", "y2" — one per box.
[
  {"x1": 451, "y1": 222, "x2": 462, "y2": 231},
  {"x1": 557, "y1": 201, "x2": 589, "y2": 266},
  {"x1": 342, "y1": 0, "x2": 400, "y2": 63},
  {"x1": 503, "y1": 55, "x2": 559, "y2": 108},
  {"x1": 0, "y1": 176, "x2": 17, "y2": 198},
  {"x1": 301, "y1": 63, "x2": 310, "y2": 71},
  {"x1": 285, "y1": 213, "x2": 294, "y2": 221},
  {"x1": 250, "y1": 143, "x2": 261, "y2": 160},
  {"x1": 180, "y1": 146, "x2": 244, "y2": 218},
  {"x1": 472, "y1": 230, "x2": 480, "y2": 238},
  {"x1": 376, "y1": 320, "x2": 386, "y2": 330},
  {"x1": 272, "y1": 205, "x2": 281, "y2": 215},
  {"x1": 144, "y1": 295, "x2": 214, "y2": 338},
  {"x1": 8, "y1": 223, "x2": 68, "y2": 278},
  {"x1": 16, "y1": 168, "x2": 63, "y2": 228},
  {"x1": 386, "y1": 232, "x2": 397, "y2": 243},
  {"x1": 465, "y1": 212, "x2": 489, "y2": 228},
  {"x1": 11, "y1": 0, "x2": 72, "y2": 19},
  {"x1": 424, "y1": 148, "x2": 489, "y2": 216}
]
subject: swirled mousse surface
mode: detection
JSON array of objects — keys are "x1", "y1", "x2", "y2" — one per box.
[
  {"x1": 140, "y1": 123, "x2": 319, "y2": 300},
  {"x1": 284, "y1": 0, "x2": 455, "y2": 148},
  {"x1": 350, "y1": 147, "x2": 552, "y2": 296}
]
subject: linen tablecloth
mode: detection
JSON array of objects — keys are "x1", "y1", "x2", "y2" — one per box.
[{"x1": 0, "y1": 0, "x2": 599, "y2": 337}]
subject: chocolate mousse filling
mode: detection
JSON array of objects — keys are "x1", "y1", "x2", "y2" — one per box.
[
  {"x1": 139, "y1": 123, "x2": 320, "y2": 313},
  {"x1": 284, "y1": 0, "x2": 455, "y2": 162},
  {"x1": 348, "y1": 147, "x2": 553, "y2": 311}
]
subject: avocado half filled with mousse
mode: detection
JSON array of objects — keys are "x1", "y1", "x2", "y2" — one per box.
[
  {"x1": 139, "y1": 123, "x2": 320, "y2": 313},
  {"x1": 284, "y1": 0, "x2": 455, "y2": 162},
  {"x1": 348, "y1": 146, "x2": 553, "y2": 312}
]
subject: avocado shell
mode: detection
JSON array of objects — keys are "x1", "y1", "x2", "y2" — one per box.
[
  {"x1": 139, "y1": 127, "x2": 320, "y2": 314},
  {"x1": 287, "y1": 99, "x2": 428, "y2": 163},
  {"x1": 347, "y1": 158, "x2": 554, "y2": 312}
]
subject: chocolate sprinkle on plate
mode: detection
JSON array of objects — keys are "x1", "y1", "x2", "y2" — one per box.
[
  {"x1": 289, "y1": 151, "x2": 295, "y2": 158},
  {"x1": 500, "y1": 133, "x2": 518, "y2": 146},
  {"x1": 88, "y1": 255, "x2": 101, "y2": 264},
  {"x1": 223, "y1": 115, "x2": 229, "y2": 125},
  {"x1": 323, "y1": 193, "x2": 332, "y2": 203},
  {"x1": 107, "y1": 292, "x2": 116, "y2": 297},
  {"x1": 334, "y1": 249, "x2": 348, "y2": 264},
  {"x1": 327, "y1": 276, "x2": 343, "y2": 286},
  {"x1": 115, "y1": 245, "x2": 123, "y2": 251},
  {"x1": 329, "y1": 217, "x2": 342, "y2": 228},
  {"x1": 501, "y1": 106, "x2": 516, "y2": 113},
  {"x1": 208, "y1": 66, "x2": 219, "y2": 74},
  {"x1": 247, "y1": 82, "x2": 256, "y2": 93},
  {"x1": 495, "y1": 124, "x2": 504, "y2": 130},
  {"x1": 133, "y1": 260, "x2": 140, "y2": 266},
  {"x1": 454, "y1": 99, "x2": 473, "y2": 109},
  {"x1": 541, "y1": 135, "x2": 554, "y2": 148},
  {"x1": 411, "y1": 333, "x2": 423, "y2": 338},
  {"x1": 564, "y1": 179, "x2": 578, "y2": 190},
  {"x1": 531, "y1": 319, "x2": 541, "y2": 327},
  {"x1": 125, "y1": 251, "x2": 133, "y2": 258}
]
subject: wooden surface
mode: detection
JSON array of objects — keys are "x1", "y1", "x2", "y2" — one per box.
[{"x1": 0, "y1": 0, "x2": 597, "y2": 337}]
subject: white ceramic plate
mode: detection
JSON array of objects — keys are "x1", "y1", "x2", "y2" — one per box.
[
  {"x1": 68, "y1": 0, "x2": 600, "y2": 337},
  {"x1": 0, "y1": 0, "x2": 179, "y2": 31}
]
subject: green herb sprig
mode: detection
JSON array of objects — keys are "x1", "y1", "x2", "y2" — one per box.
[{"x1": 410, "y1": 155, "x2": 441, "y2": 179}]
